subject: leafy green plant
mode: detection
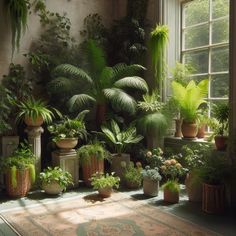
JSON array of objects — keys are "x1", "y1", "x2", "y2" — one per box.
[
  {"x1": 162, "y1": 180, "x2": 180, "y2": 193},
  {"x1": 141, "y1": 166, "x2": 162, "y2": 182},
  {"x1": 90, "y1": 172, "x2": 120, "y2": 190},
  {"x1": 15, "y1": 97, "x2": 61, "y2": 124},
  {"x1": 39, "y1": 166, "x2": 73, "y2": 191},
  {"x1": 49, "y1": 39, "x2": 148, "y2": 126},
  {"x1": 0, "y1": 142, "x2": 36, "y2": 187},
  {"x1": 99, "y1": 120, "x2": 143, "y2": 154},
  {"x1": 145, "y1": 148, "x2": 164, "y2": 168},
  {"x1": 149, "y1": 24, "x2": 169, "y2": 93},
  {"x1": 48, "y1": 112, "x2": 88, "y2": 142},
  {"x1": 122, "y1": 161, "x2": 143, "y2": 187},
  {"x1": 4, "y1": 0, "x2": 30, "y2": 56},
  {"x1": 171, "y1": 79, "x2": 208, "y2": 123},
  {"x1": 77, "y1": 142, "x2": 109, "y2": 164}
]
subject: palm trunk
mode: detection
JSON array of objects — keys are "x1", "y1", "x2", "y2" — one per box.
[{"x1": 96, "y1": 104, "x2": 107, "y2": 129}]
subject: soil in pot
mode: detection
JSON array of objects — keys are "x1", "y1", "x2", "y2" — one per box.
[{"x1": 143, "y1": 178, "x2": 159, "y2": 197}]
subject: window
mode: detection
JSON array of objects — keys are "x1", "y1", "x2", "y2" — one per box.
[{"x1": 181, "y1": 0, "x2": 229, "y2": 115}]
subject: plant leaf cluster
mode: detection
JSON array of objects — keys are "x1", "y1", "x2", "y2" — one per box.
[{"x1": 90, "y1": 172, "x2": 120, "y2": 189}]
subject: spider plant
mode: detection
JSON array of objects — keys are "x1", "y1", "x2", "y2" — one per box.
[{"x1": 48, "y1": 39, "x2": 148, "y2": 127}]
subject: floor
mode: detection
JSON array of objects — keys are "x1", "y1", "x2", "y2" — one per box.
[{"x1": 0, "y1": 186, "x2": 235, "y2": 236}]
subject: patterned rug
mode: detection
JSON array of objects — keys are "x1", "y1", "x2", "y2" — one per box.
[{"x1": 0, "y1": 192, "x2": 219, "y2": 236}]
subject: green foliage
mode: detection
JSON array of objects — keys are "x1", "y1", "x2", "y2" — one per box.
[
  {"x1": 90, "y1": 172, "x2": 120, "y2": 190},
  {"x1": 171, "y1": 79, "x2": 208, "y2": 122},
  {"x1": 4, "y1": 0, "x2": 30, "y2": 56},
  {"x1": 77, "y1": 142, "x2": 109, "y2": 165},
  {"x1": 39, "y1": 166, "x2": 73, "y2": 191},
  {"x1": 162, "y1": 180, "x2": 180, "y2": 193},
  {"x1": 99, "y1": 120, "x2": 143, "y2": 154},
  {"x1": 145, "y1": 148, "x2": 164, "y2": 168},
  {"x1": 15, "y1": 97, "x2": 61, "y2": 124},
  {"x1": 150, "y1": 24, "x2": 169, "y2": 91},
  {"x1": 122, "y1": 161, "x2": 143, "y2": 187},
  {"x1": 48, "y1": 112, "x2": 88, "y2": 142},
  {"x1": 49, "y1": 40, "x2": 148, "y2": 118},
  {"x1": 141, "y1": 166, "x2": 162, "y2": 182}
]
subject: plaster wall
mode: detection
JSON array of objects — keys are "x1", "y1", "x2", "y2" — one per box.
[{"x1": 0, "y1": 0, "x2": 119, "y2": 78}]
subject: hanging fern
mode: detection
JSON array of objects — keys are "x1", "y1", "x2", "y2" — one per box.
[{"x1": 4, "y1": 0, "x2": 29, "y2": 56}]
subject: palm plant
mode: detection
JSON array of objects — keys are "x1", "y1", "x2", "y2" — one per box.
[
  {"x1": 149, "y1": 24, "x2": 169, "y2": 95},
  {"x1": 48, "y1": 39, "x2": 148, "y2": 127}
]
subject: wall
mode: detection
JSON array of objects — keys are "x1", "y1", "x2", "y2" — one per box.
[{"x1": 0, "y1": 0, "x2": 119, "y2": 78}]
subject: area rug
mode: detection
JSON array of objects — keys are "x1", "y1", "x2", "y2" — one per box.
[{"x1": 0, "y1": 192, "x2": 219, "y2": 236}]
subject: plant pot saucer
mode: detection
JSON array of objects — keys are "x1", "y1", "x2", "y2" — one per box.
[{"x1": 181, "y1": 137, "x2": 197, "y2": 141}]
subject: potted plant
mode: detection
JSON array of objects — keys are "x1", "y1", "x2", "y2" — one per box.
[
  {"x1": 48, "y1": 111, "x2": 88, "y2": 149},
  {"x1": 122, "y1": 161, "x2": 143, "y2": 189},
  {"x1": 16, "y1": 97, "x2": 60, "y2": 126},
  {"x1": 77, "y1": 142, "x2": 109, "y2": 186},
  {"x1": 39, "y1": 166, "x2": 73, "y2": 195},
  {"x1": 0, "y1": 142, "x2": 36, "y2": 198},
  {"x1": 171, "y1": 79, "x2": 208, "y2": 139},
  {"x1": 145, "y1": 148, "x2": 164, "y2": 169},
  {"x1": 90, "y1": 172, "x2": 120, "y2": 198},
  {"x1": 199, "y1": 154, "x2": 231, "y2": 214},
  {"x1": 142, "y1": 165, "x2": 162, "y2": 197},
  {"x1": 99, "y1": 120, "x2": 143, "y2": 182},
  {"x1": 196, "y1": 108, "x2": 210, "y2": 139},
  {"x1": 211, "y1": 102, "x2": 229, "y2": 151},
  {"x1": 161, "y1": 158, "x2": 186, "y2": 203}
]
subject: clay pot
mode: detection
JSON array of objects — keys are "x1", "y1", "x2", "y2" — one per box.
[
  {"x1": 202, "y1": 183, "x2": 225, "y2": 214},
  {"x1": 82, "y1": 156, "x2": 104, "y2": 186},
  {"x1": 163, "y1": 188, "x2": 179, "y2": 203},
  {"x1": 185, "y1": 172, "x2": 202, "y2": 202},
  {"x1": 143, "y1": 178, "x2": 159, "y2": 197},
  {"x1": 42, "y1": 181, "x2": 64, "y2": 195},
  {"x1": 174, "y1": 119, "x2": 182, "y2": 137},
  {"x1": 24, "y1": 116, "x2": 44, "y2": 127},
  {"x1": 98, "y1": 187, "x2": 113, "y2": 198},
  {"x1": 197, "y1": 124, "x2": 206, "y2": 139},
  {"x1": 181, "y1": 121, "x2": 198, "y2": 138},
  {"x1": 56, "y1": 138, "x2": 78, "y2": 149},
  {"x1": 6, "y1": 168, "x2": 31, "y2": 198},
  {"x1": 214, "y1": 136, "x2": 228, "y2": 151}
]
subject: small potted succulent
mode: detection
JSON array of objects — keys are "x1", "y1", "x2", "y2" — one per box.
[
  {"x1": 161, "y1": 158, "x2": 186, "y2": 203},
  {"x1": 122, "y1": 161, "x2": 143, "y2": 189},
  {"x1": 16, "y1": 97, "x2": 60, "y2": 126},
  {"x1": 142, "y1": 166, "x2": 162, "y2": 197},
  {"x1": 0, "y1": 142, "x2": 36, "y2": 198},
  {"x1": 39, "y1": 166, "x2": 73, "y2": 195},
  {"x1": 77, "y1": 141, "x2": 110, "y2": 186},
  {"x1": 48, "y1": 111, "x2": 88, "y2": 150},
  {"x1": 90, "y1": 172, "x2": 120, "y2": 198}
]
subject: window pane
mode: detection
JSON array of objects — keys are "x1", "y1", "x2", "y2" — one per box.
[
  {"x1": 211, "y1": 47, "x2": 229, "y2": 72},
  {"x1": 184, "y1": 24, "x2": 209, "y2": 49},
  {"x1": 212, "y1": 19, "x2": 229, "y2": 44},
  {"x1": 183, "y1": 50, "x2": 208, "y2": 74},
  {"x1": 183, "y1": 0, "x2": 209, "y2": 27},
  {"x1": 211, "y1": 74, "x2": 229, "y2": 98},
  {"x1": 212, "y1": 0, "x2": 229, "y2": 19}
]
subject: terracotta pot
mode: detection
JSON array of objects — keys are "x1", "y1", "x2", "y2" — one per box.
[
  {"x1": 82, "y1": 156, "x2": 104, "y2": 186},
  {"x1": 98, "y1": 187, "x2": 113, "y2": 198},
  {"x1": 56, "y1": 138, "x2": 78, "y2": 149},
  {"x1": 185, "y1": 172, "x2": 202, "y2": 202},
  {"x1": 181, "y1": 121, "x2": 198, "y2": 138},
  {"x1": 110, "y1": 153, "x2": 130, "y2": 184},
  {"x1": 5, "y1": 168, "x2": 31, "y2": 198},
  {"x1": 214, "y1": 136, "x2": 228, "y2": 151},
  {"x1": 197, "y1": 124, "x2": 206, "y2": 139},
  {"x1": 143, "y1": 178, "x2": 159, "y2": 197},
  {"x1": 163, "y1": 188, "x2": 179, "y2": 203},
  {"x1": 42, "y1": 181, "x2": 64, "y2": 195},
  {"x1": 24, "y1": 116, "x2": 44, "y2": 127},
  {"x1": 202, "y1": 183, "x2": 225, "y2": 214},
  {"x1": 174, "y1": 119, "x2": 182, "y2": 137}
]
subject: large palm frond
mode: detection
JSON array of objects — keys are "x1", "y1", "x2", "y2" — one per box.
[
  {"x1": 103, "y1": 88, "x2": 137, "y2": 114},
  {"x1": 47, "y1": 77, "x2": 74, "y2": 94},
  {"x1": 68, "y1": 94, "x2": 96, "y2": 111},
  {"x1": 114, "y1": 76, "x2": 148, "y2": 93}
]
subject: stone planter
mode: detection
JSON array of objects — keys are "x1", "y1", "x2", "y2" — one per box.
[
  {"x1": 56, "y1": 138, "x2": 78, "y2": 150},
  {"x1": 98, "y1": 187, "x2": 113, "y2": 198},
  {"x1": 143, "y1": 178, "x2": 159, "y2": 197},
  {"x1": 42, "y1": 181, "x2": 64, "y2": 195},
  {"x1": 82, "y1": 156, "x2": 104, "y2": 186},
  {"x1": 163, "y1": 188, "x2": 179, "y2": 204}
]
